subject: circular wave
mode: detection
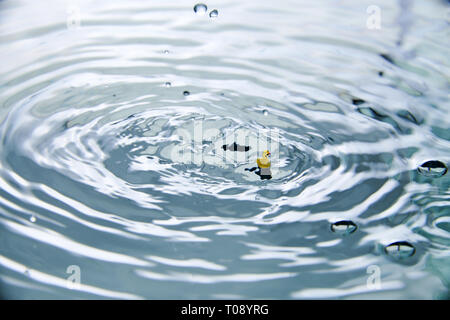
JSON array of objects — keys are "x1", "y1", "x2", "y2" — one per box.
[{"x1": 0, "y1": 0, "x2": 449, "y2": 299}]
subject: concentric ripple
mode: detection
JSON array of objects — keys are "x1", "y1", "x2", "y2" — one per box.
[{"x1": 0, "y1": 0, "x2": 449, "y2": 299}]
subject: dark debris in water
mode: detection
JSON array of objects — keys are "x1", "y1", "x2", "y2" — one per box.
[
  {"x1": 222, "y1": 142, "x2": 250, "y2": 152},
  {"x1": 380, "y1": 53, "x2": 395, "y2": 65},
  {"x1": 351, "y1": 98, "x2": 366, "y2": 106}
]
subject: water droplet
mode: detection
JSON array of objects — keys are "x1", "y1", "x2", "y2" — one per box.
[
  {"x1": 30, "y1": 215, "x2": 36, "y2": 223},
  {"x1": 384, "y1": 241, "x2": 415, "y2": 259},
  {"x1": 330, "y1": 220, "x2": 357, "y2": 235},
  {"x1": 263, "y1": 109, "x2": 268, "y2": 116},
  {"x1": 164, "y1": 82, "x2": 171, "y2": 87},
  {"x1": 209, "y1": 9, "x2": 218, "y2": 18},
  {"x1": 183, "y1": 90, "x2": 190, "y2": 96},
  {"x1": 193, "y1": 3, "x2": 207, "y2": 15},
  {"x1": 418, "y1": 160, "x2": 447, "y2": 177}
]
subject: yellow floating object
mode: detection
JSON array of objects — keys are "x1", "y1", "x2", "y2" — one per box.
[{"x1": 256, "y1": 150, "x2": 271, "y2": 168}]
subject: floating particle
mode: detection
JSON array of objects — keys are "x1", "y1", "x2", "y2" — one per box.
[
  {"x1": 164, "y1": 82, "x2": 171, "y2": 87},
  {"x1": 351, "y1": 98, "x2": 365, "y2": 106},
  {"x1": 183, "y1": 90, "x2": 190, "y2": 96},
  {"x1": 209, "y1": 9, "x2": 218, "y2": 18},
  {"x1": 194, "y1": 3, "x2": 207, "y2": 15},
  {"x1": 163, "y1": 49, "x2": 170, "y2": 54},
  {"x1": 263, "y1": 109, "x2": 268, "y2": 116},
  {"x1": 384, "y1": 241, "x2": 415, "y2": 259},
  {"x1": 418, "y1": 160, "x2": 447, "y2": 177},
  {"x1": 380, "y1": 53, "x2": 395, "y2": 64},
  {"x1": 330, "y1": 220, "x2": 357, "y2": 235}
]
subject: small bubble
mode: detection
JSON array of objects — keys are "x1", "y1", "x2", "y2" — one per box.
[
  {"x1": 30, "y1": 215, "x2": 36, "y2": 223},
  {"x1": 163, "y1": 49, "x2": 170, "y2": 54},
  {"x1": 331, "y1": 220, "x2": 357, "y2": 235},
  {"x1": 418, "y1": 160, "x2": 447, "y2": 178},
  {"x1": 164, "y1": 82, "x2": 171, "y2": 87},
  {"x1": 384, "y1": 241, "x2": 415, "y2": 259},
  {"x1": 263, "y1": 109, "x2": 268, "y2": 116},
  {"x1": 209, "y1": 9, "x2": 218, "y2": 18},
  {"x1": 194, "y1": 3, "x2": 207, "y2": 15},
  {"x1": 183, "y1": 90, "x2": 190, "y2": 96}
]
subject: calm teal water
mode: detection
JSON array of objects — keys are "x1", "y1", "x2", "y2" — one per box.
[{"x1": 0, "y1": 0, "x2": 449, "y2": 299}]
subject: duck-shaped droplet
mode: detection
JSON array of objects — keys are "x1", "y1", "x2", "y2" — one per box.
[{"x1": 245, "y1": 150, "x2": 272, "y2": 180}]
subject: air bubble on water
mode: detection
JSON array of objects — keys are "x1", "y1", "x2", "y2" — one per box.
[
  {"x1": 164, "y1": 82, "x2": 171, "y2": 87},
  {"x1": 209, "y1": 9, "x2": 218, "y2": 18},
  {"x1": 263, "y1": 109, "x2": 268, "y2": 116},
  {"x1": 384, "y1": 241, "x2": 415, "y2": 259},
  {"x1": 330, "y1": 220, "x2": 357, "y2": 235},
  {"x1": 163, "y1": 49, "x2": 169, "y2": 54},
  {"x1": 30, "y1": 215, "x2": 36, "y2": 223},
  {"x1": 183, "y1": 90, "x2": 190, "y2": 96},
  {"x1": 417, "y1": 160, "x2": 447, "y2": 178},
  {"x1": 194, "y1": 3, "x2": 207, "y2": 15}
]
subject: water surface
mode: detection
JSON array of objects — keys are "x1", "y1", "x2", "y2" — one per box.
[{"x1": 0, "y1": 0, "x2": 449, "y2": 299}]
